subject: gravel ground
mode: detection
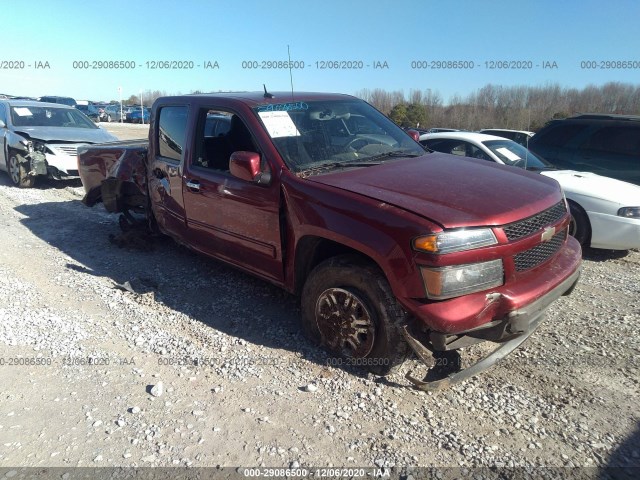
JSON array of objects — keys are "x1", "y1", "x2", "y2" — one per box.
[{"x1": 0, "y1": 124, "x2": 638, "y2": 477}]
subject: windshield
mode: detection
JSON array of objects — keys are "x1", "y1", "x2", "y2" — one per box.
[
  {"x1": 10, "y1": 105, "x2": 97, "y2": 129},
  {"x1": 483, "y1": 139, "x2": 551, "y2": 169},
  {"x1": 253, "y1": 99, "x2": 425, "y2": 172}
]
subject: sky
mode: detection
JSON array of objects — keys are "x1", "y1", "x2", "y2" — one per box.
[{"x1": 1, "y1": 0, "x2": 639, "y2": 103}]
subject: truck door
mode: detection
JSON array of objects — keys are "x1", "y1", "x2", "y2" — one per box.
[
  {"x1": 148, "y1": 105, "x2": 189, "y2": 238},
  {"x1": 182, "y1": 108, "x2": 284, "y2": 284}
]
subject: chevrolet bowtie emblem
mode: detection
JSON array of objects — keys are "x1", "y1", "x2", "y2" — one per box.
[{"x1": 541, "y1": 226, "x2": 556, "y2": 242}]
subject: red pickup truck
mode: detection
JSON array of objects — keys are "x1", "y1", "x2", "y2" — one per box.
[{"x1": 78, "y1": 92, "x2": 581, "y2": 390}]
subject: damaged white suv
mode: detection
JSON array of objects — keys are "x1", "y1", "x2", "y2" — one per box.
[{"x1": 0, "y1": 100, "x2": 118, "y2": 187}]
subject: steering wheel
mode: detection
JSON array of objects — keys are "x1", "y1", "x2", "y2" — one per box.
[{"x1": 346, "y1": 137, "x2": 383, "y2": 152}]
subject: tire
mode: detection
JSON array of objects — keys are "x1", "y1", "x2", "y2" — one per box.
[
  {"x1": 568, "y1": 201, "x2": 591, "y2": 246},
  {"x1": 7, "y1": 153, "x2": 35, "y2": 188},
  {"x1": 301, "y1": 254, "x2": 410, "y2": 376}
]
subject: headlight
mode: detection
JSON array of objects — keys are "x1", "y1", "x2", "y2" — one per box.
[
  {"x1": 421, "y1": 259, "x2": 504, "y2": 300},
  {"x1": 413, "y1": 228, "x2": 497, "y2": 254},
  {"x1": 32, "y1": 141, "x2": 47, "y2": 153},
  {"x1": 618, "y1": 207, "x2": 640, "y2": 219}
]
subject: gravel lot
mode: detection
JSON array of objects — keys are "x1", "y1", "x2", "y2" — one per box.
[{"x1": 0, "y1": 123, "x2": 638, "y2": 477}]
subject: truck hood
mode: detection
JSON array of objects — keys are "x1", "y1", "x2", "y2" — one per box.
[
  {"x1": 308, "y1": 154, "x2": 563, "y2": 229},
  {"x1": 14, "y1": 126, "x2": 118, "y2": 144},
  {"x1": 541, "y1": 170, "x2": 640, "y2": 206}
]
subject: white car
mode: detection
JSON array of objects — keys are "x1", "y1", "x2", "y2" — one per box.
[
  {"x1": 478, "y1": 129, "x2": 535, "y2": 147},
  {"x1": 420, "y1": 132, "x2": 640, "y2": 250},
  {"x1": 0, "y1": 100, "x2": 118, "y2": 187}
]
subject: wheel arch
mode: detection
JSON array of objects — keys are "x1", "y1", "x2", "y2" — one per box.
[
  {"x1": 567, "y1": 198, "x2": 592, "y2": 246},
  {"x1": 293, "y1": 236, "x2": 384, "y2": 296}
]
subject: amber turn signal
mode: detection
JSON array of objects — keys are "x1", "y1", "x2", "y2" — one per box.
[{"x1": 413, "y1": 235, "x2": 439, "y2": 253}]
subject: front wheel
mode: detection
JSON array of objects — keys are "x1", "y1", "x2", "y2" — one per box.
[
  {"x1": 568, "y1": 201, "x2": 591, "y2": 246},
  {"x1": 301, "y1": 255, "x2": 410, "y2": 376},
  {"x1": 7, "y1": 153, "x2": 35, "y2": 188}
]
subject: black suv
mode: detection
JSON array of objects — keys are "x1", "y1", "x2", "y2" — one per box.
[
  {"x1": 75, "y1": 104, "x2": 101, "y2": 122},
  {"x1": 528, "y1": 114, "x2": 640, "y2": 185},
  {"x1": 38, "y1": 95, "x2": 77, "y2": 107}
]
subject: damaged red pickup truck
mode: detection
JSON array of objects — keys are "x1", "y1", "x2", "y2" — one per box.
[{"x1": 78, "y1": 92, "x2": 581, "y2": 390}]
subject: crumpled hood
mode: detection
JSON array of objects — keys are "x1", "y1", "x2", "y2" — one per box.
[
  {"x1": 309, "y1": 154, "x2": 563, "y2": 228},
  {"x1": 541, "y1": 170, "x2": 640, "y2": 206},
  {"x1": 15, "y1": 126, "x2": 118, "y2": 144}
]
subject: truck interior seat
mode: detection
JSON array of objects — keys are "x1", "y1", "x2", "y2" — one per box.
[
  {"x1": 203, "y1": 136, "x2": 233, "y2": 170},
  {"x1": 227, "y1": 115, "x2": 256, "y2": 152}
]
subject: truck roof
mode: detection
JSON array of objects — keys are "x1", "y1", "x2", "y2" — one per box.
[{"x1": 157, "y1": 91, "x2": 356, "y2": 108}]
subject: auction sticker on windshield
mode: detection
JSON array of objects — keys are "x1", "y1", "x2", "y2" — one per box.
[
  {"x1": 259, "y1": 110, "x2": 300, "y2": 138},
  {"x1": 496, "y1": 147, "x2": 521, "y2": 162},
  {"x1": 13, "y1": 107, "x2": 33, "y2": 116}
]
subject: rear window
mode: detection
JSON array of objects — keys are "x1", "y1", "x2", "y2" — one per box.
[
  {"x1": 534, "y1": 124, "x2": 588, "y2": 147},
  {"x1": 204, "y1": 114, "x2": 232, "y2": 136},
  {"x1": 483, "y1": 130, "x2": 515, "y2": 140},
  {"x1": 158, "y1": 106, "x2": 188, "y2": 161}
]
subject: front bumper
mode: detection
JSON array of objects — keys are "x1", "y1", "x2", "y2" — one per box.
[
  {"x1": 403, "y1": 265, "x2": 581, "y2": 390},
  {"x1": 588, "y1": 211, "x2": 640, "y2": 250},
  {"x1": 45, "y1": 144, "x2": 85, "y2": 177},
  {"x1": 405, "y1": 237, "x2": 583, "y2": 334}
]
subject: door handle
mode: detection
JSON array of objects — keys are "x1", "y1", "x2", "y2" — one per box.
[{"x1": 186, "y1": 180, "x2": 201, "y2": 191}]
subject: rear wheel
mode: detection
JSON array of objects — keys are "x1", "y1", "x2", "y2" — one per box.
[
  {"x1": 7, "y1": 153, "x2": 35, "y2": 188},
  {"x1": 301, "y1": 255, "x2": 410, "y2": 376},
  {"x1": 568, "y1": 201, "x2": 591, "y2": 246}
]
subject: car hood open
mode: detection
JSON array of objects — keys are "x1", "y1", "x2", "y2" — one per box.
[
  {"x1": 309, "y1": 154, "x2": 563, "y2": 229},
  {"x1": 14, "y1": 126, "x2": 118, "y2": 144}
]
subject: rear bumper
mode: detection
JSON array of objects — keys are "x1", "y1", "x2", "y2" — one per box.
[{"x1": 403, "y1": 265, "x2": 581, "y2": 390}]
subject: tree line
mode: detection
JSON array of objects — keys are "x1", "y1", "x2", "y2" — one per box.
[
  {"x1": 118, "y1": 89, "x2": 222, "y2": 107},
  {"x1": 112, "y1": 90, "x2": 169, "y2": 107},
  {"x1": 355, "y1": 82, "x2": 640, "y2": 131},
  {"x1": 114, "y1": 82, "x2": 640, "y2": 132}
]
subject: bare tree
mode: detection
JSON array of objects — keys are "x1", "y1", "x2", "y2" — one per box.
[{"x1": 355, "y1": 82, "x2": 639, "y2": 131}]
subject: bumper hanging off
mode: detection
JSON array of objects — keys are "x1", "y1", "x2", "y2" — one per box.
[{"x1": 403, "y1": 267, "x2": 581, "y2": 391}]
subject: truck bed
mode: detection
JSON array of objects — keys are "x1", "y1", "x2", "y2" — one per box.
[{"x1": 78, "y1": 139, "x2": 149, "y2": 213}]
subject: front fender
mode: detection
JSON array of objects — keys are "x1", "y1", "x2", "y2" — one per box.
[
  {"x1": 7, "y1": 131, "x2": 29, "y2": 153},
  {"x1": 282, "y1": 174, "x2": 435, "y2": 301}
]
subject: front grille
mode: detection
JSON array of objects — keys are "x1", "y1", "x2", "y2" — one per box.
[
  {"x1": 54, "y1": 145, "x2": 80, "y2": 156},
  {"x1": 503, "y1": 201, "x2": 566, "y2": 241},
  {"x1": 513, "y1": 230, "x2": 566, "y2": 272}
]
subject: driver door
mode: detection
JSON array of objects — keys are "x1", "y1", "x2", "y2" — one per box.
[{"x1": 182, "y1": 108, "x2": 284, "y2": 284}]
